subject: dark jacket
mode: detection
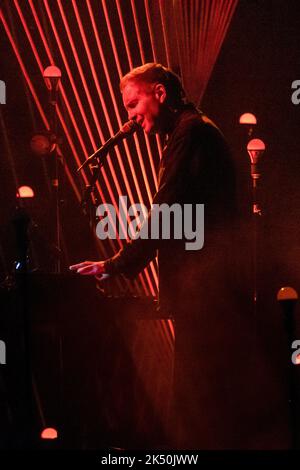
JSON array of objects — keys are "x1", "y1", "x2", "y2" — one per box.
[{"x1": 105, "y1": 105, "x2": 237, "y2": 316}]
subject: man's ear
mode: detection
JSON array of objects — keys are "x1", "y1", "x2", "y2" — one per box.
[{"x1": 154, "y1": 83, "x2": 166, "y2": 103}]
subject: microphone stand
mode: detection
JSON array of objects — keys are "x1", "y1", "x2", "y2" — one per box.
[
  {"x1": 44, "y1": 66, "x2": 62, "y2": 274},
  {"x1": 251, "y1": 167, "x2": 261, "y2": 316},
  {"x1": 77, "y1": 141, "x2": 110, "y2": 173},
  {"x1": 77, "y1": 120, "x2": 138, "y2": 217},
  {"x1": 50, "y1": 94, "x2": 61, "y2": 274},
  {"x1": 78, "y1": 138, "x2": 115, "y2": 224},
  {"x1": 80, "y1": 162, "x2": 101, "y2": 221}
]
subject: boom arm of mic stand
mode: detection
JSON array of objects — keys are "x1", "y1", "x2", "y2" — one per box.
[{"x1": 80, "y1": 161, "x2": 101, "y2": 216}]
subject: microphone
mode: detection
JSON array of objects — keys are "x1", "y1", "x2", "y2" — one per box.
[
  {"x1": 246, "y1": 138, "x2": 265, "y2": 180},
  {"x1": 77, "y1": 120, "x2": 138, "y2": 172}
]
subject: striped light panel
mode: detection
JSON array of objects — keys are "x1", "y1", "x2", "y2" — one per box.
[{"x1": 0, "y1": 0, "x2": 238, "y2": 345}]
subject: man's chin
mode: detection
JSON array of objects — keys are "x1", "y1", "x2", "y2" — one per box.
[{"x1": 144, "y1": 125, "x2": 157, "y2": 135}]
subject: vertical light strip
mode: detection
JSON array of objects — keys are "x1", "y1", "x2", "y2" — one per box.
[
  {"x1": 130, "y1": 0, "x2": 162, "y2": 175},
  {"x1": 182, "y1": 1, "x2": 190, "y2": 72},
  {"x1": 194, "y1": 0, "x2": 201, "y2": 60},
  {"x1": 129, "y1": 0, "x2": 174, "y2": 342},
  {"x1": 200, "y1": 0, "x2": 210, "y2": 81},
  {"x1": 144, "y1": 0, "x2": 157, "y2": 62},
  {"x1": 143, "y1": 0, "x2": 164, "y2": 159},
  {"x1": 40, "y1": 0, "x2": 141, "y2": 293},
  {"x1": 117, "y1": 0, "x2": 176, "y2": 340},
  {"x1": 198, "y1": 0, "x2": 207, "y2": 77},
  {"x1": 0, "y1": 108, "x2": 19, "y2": 191},
  {"x1": 115, "y1": 0, "x2": 158, "y2": 194},
  {"x1": 55, "y1": 0, "x2": 151, "y2": 295},
  {"x1": 56, "y1": 0, "x2": 103, "y2": 141},
  {"x1": 210, "y1": 0, "x2": 218, "y2": 76},
  {"x1": 43, "y1": 0, "x2": 125, "y2": 250},
  {"x1": 1, "y1": 5, "x2": 103, "y2": 289},
  {"x1": 114, "y1": 0, "x2": 160, "y2": 291},
  {"x1": 26, "y1": 0, "x2": 128, "y2": 292},
  {"x1": 111, "y1": 0, "x2": 159, "y2": 199},
  {"x1": 85, "y1": 3, "x2": 150, "y2": 297},
  {"x1": 213, "y1": 1, "x2": 238, "y2": 66},
  {"x1": 13, "y1": 0, "x2": 82, "y2": 203},
  {"x1": 190, "y1": 0, "x2": 195, "y2": 60},
  {"x1": 115, "y1": 0, "x2": 133, "y2": 69},
  {"x1": 117, "y1": 0, "x2": 162, "y2": 191},
  {"x1": 28, "y1": 0, "x2": 118, "y2": 256},
  {"x1": 102, "y1": 0, "x2": 153, "y2": 205},
  {"x1": 158, "y1": 0, "x2": 171, "y2": 67},
  {"x1": 28, "y1": 1, "x2": 92, "y2": 176},
  {"x1": 56, "y1": 1, "x2": 127, "y2": 240},
  {"x1": 132, "y1": 1, "x2": 174, "y2": 341},
  {"x1": 71, "y1": 0, "x2": 144, "y2": 229},
  {"x1": 42, "y1": 1, "x2": 96, "y2": 151},
  {"x1": 82, "y1": 7, "x2": 151, "y2": 297},
  {"x1": 0, "y1": 10, "x2": 48, "y2": 128},
  {"x1": 172, "y1": 0, "x2": 239, "y2": 106},
  {"x1": 160, "y1": 317, "x2": 175, "y2": 350},
  {"x1": 130, "y1": 0, "x2": 145, "y2": 63},
  {"x1": 209, "y1": 0, "x2": 224, "y2": 75},
  {"x1": 45, "y1": 0, "x2": 140, "y2": 293},
  {"x1": 87, "y1": 0, "x2": 149, "y2": 207},
  {"x1": 18, "y1": 0, "x2": 94, "y2": 202}
]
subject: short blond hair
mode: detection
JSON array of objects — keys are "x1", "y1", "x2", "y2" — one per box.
[{"x1": 120, "y1": 63, "x2": 187, "y2": 108}]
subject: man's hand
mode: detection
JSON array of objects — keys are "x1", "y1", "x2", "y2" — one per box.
[{"x1": 69, "y1": 261, "x2": 109, "y2": 279}]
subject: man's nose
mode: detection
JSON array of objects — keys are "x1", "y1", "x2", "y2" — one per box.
[{"x1": 128, "y1": 110, "x2": 136, "y2": 121}]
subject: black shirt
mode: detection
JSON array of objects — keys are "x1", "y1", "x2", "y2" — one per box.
[{"x1": 105, "y1": 105, "x2": 237, "y2": 315}]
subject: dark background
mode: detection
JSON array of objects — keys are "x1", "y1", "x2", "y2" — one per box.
[
  {"x1": 202, "y1": 3, "x2": 300, "y2": 435},
  {"x1": 203, "y1": 0, "x2": 300, "y2": 294}
]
